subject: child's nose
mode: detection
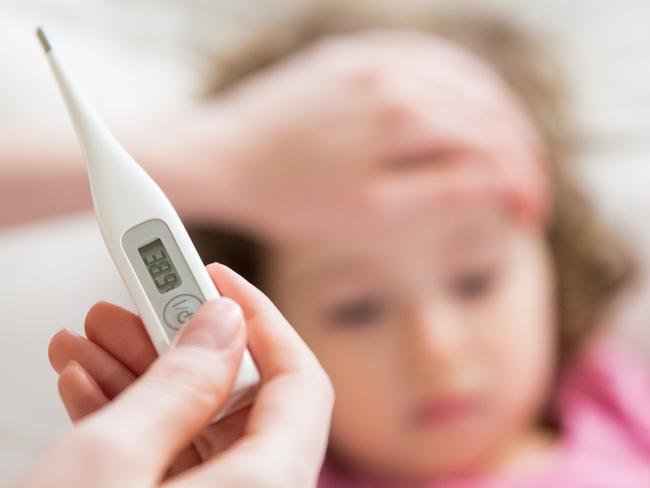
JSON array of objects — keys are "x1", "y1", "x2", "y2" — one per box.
[{"x1": 403, "y1": 299, "x2": 468, "y2": 373}]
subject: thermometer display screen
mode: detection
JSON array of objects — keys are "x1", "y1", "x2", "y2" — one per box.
[{"x1": 138, "y1": 238, "x2": 182, "y2": 294}]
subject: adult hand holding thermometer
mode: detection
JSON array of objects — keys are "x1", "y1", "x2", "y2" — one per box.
[
  {"x1": 36, "y1": 27, "x2": 259, "y2": 420},
  {"x1": 22, "y1": 258, "x2": 334, "y2": 488}
]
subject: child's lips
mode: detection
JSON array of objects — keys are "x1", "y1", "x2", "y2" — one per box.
[{"x1": 410, "y1": 394, "x2": 482, "y2": 428}]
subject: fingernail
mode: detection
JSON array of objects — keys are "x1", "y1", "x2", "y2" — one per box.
[
  {"x1": 64, "y1": 328, "x2": 82, "y2": 338},
  {"x1": 54, "y1": 328, "x2": 81, "y2": 338},
  {"x1": 62, "y1": 360, "x2": 81, "y2": 374},
  {"x1": 174, "y1": 298, "x2": 243, "y2": 351}
]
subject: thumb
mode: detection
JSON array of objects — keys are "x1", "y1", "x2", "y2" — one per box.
[{"x1": 79, "y1": 297, "x2": 246, "y2": 474}]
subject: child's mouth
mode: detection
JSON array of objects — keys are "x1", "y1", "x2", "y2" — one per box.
[{"x1": 410, "y1": 394, "x2": 482, "y2": 428}]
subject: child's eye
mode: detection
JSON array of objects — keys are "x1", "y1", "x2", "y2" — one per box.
[
  {"x1": 326, "y1": 298, "x2": 385, "y2": 327},
  {"x1": 449, "y1": 270, "x2": 495, "y2": 300}
]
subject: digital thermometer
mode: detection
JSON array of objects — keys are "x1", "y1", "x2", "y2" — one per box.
[{"x1": 36, "y1": 27, "x2": 260, "y2": 420}]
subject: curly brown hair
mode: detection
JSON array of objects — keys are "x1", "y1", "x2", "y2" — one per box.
[{"x1": 188, "y1": 4, "x2": 636, "y2": 367}]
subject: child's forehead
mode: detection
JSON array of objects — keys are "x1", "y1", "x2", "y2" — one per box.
[
  {"x1": 267, "y1": 203, "x2": 509, "y2": 283},
  {"x1": 247, "y1": 31, "x2": 546, "y2": 231}
]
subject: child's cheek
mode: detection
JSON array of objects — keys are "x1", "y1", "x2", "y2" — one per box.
[
  {"x1": 314, "y1": 333, "x2": 409, "y2": 467},
  {"x1": 481, "y1": 227, "x2": 556, "y2": 447}
]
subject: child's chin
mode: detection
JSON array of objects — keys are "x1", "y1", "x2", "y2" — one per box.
[{"x1": 391, "y1": 434, "x2": 497, "y2": 480}]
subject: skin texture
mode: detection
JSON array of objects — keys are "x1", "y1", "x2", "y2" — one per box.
[
  {"x1": 185, "y1": 30, "x2": 545, "y2": 241},
  {"x1": 220, "y1": 33, "x2": 557, "y2": 478},
  {"x1": 21, "y1": 265, "x2": 334, "y2": 487},
  {"x1": 267, "y1": 206, "x2": 557, "y2": 480},
  {"x1": 44, "y1": 32, "x2": 557, "y2": 483}
]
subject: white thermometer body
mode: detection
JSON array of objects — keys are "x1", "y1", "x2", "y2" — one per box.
[{"x1": 37, "y1": 27, "x2": 259, "y2": 420}]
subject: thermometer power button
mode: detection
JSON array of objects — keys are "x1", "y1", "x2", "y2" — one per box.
[{"x1": 163, "y1": 294, "x2": 203, "y2": 330}]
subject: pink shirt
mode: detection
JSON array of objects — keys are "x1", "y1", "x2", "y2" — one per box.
[{"x1": 318, "y1": 341, "x2": 650, "y2": 487}]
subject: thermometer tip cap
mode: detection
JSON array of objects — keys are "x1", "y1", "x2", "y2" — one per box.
[{"x1": 36, "y1": 26, "x2": 52, "y2": 53}]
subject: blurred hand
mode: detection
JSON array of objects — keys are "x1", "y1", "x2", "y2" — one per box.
[
  {"x1": 19, "y1": 264, "x2": 333, "y2": 488},
  {"x1": 178, "y1": 31, "x2": 542, "y2": 242}
]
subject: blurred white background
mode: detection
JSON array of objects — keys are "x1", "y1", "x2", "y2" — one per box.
[{"x1": 0, "y1": 0, "x2": 649, "y2": 484}]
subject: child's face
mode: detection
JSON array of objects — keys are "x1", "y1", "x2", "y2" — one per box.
[
  {"x1": 266, "y1": 206, "x2": 556, "y2": 478},
  {"x1": 230, "y1": 32, "x2": 555, "y2": 478}
]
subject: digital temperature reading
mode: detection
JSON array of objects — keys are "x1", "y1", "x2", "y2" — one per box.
[{"x1": 138, "y1": 238, "x2": 182, "y2": 293}]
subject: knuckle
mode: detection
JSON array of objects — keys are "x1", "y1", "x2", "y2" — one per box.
[
  {"x1": 378, "y1": 90, "x2": 416, "y2": 128},
  {"x1": 346, "y1": 60, "x2": 386, "y2": 92},
  {"x1": 343, "y1": 61, "x2": 416, "y2": 131},
  {"x1": 308, "y1": 39, "x2": 389, "y2": 93}
]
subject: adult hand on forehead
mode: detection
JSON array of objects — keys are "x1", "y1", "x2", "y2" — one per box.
[
  {"x1": 180, "y1": 31, "x2": 546, "y2": 242},
  {"x1": 19, "y1": 264, "x2": 333, "y2": 487}
]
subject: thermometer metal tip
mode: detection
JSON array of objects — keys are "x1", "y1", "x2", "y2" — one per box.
[
  {"x1": 36, "y1": 26, "x2": 52, "y2": 53},
  {"x1": 34, "y1": 26, "x2": 132, "y2": 182}
]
